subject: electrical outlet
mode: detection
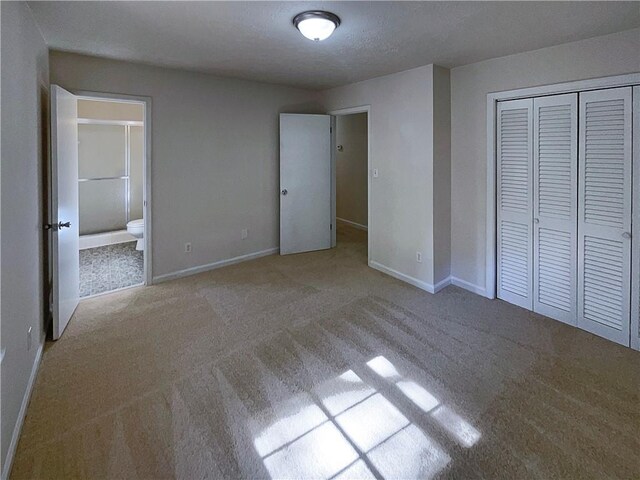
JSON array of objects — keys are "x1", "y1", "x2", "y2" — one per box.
[
  {"x1": 416, "y1": 252, "x2": 422, "y2": 263},
  {"x1": 241, "y1": 228, "x2": 248, "y2": 240},
  {"x1": 27, "y1": 326, "x2": 32, "y2": 351},
  {"x1": 184, "y1": 242, "x2": 192, "y2": 253},
  {"x1": 373, "y1": 168, "x2": 379, "y2": 178}
]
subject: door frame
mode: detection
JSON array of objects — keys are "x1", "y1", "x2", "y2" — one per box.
[
  {"x1": 72, "y1": 90, "x2": 153, "y2": 286},
  {"x1": 328, "y1": 105, "x2": 371, "y2": 263},
  {"x1": 486, "y1": 72, "x2": 640, "y2": 350},
  {"x1": 632, "y1": 86, "x2": 640, "y2": 351},
  {"x1": 486, "y1": 73, "x2": 640, "y2": 300}
]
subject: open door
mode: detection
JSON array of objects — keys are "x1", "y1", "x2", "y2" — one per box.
[
  {"x1": 279, "y1": 114, "x2": 333, "y2": 255},
  {"x1": 50, "y1": 85, "x2": 79, "y2": 339}
]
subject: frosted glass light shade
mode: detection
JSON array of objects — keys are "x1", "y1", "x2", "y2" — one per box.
[
  {"x1": 298, "y1": 18, "x2": 336, "y2": 41},
  {"x1": 293, "y1": 11, "x2": 340, "y2": 42}
]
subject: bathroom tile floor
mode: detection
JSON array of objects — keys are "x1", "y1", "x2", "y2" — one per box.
[{"x1": 79, "y1": 241, "x2": 143, "y2": 297}]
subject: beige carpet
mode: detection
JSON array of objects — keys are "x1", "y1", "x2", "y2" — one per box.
[{"x1": 11, "y1": 226, "x2": 640, "y2": 479}]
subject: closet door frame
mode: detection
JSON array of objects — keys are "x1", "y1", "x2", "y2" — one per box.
[
  {"x1": 632, "y1": 86, "x2": 640, "y2": 351},
  {"x1": 487, "y1": 73, "x2": 640, "y2": 300},
  {"x1": 486, "y1": 73, "x2": 640, "y2": 350}
]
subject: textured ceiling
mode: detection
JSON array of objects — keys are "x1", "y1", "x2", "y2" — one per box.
[{"x1": 28, "y1": 1, "x2": 640, "y2": 90}]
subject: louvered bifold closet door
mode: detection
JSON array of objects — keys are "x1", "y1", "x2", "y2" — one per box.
[
  {"x1": 578, "y1": 87, "x2": 632, "y2": 346},
  {"x1": 497, "y1": 99, "x2": 533, "y2": 309},
  {"x1": 533, "y1": 94, "x2": 578, "y2": 325}
]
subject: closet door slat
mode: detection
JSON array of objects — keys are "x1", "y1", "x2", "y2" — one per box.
[
  {"x1": 533, "y1": 94, "x2": 578, "y2": 325},
  {"x1": 578, "y1": 87, "x2": 632, "y2": 346},
  {"x1": 497, "y1": 99, "x2": 533, "y2": 309}
]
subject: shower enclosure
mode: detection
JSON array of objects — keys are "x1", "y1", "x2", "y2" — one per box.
[{"x1": 78, "y1": 120, "x2": 144, "y2": 235}]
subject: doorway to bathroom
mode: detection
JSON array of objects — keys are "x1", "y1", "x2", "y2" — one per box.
[{"x1": 74, "y1": 94, "x2": 150, "y2": 298}]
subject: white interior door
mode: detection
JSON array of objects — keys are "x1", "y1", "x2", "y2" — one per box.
[
  {"x1": 51, "y1": 84, "x2": 79, "y2": 339},
  {"x1": 497, "y1": 99, "x2": 534, "y2": 309},
  {"x1": 280, "y1": 114, "x2": 332, "y2": 255},
  {"x1": 578, "y1": 87, "x2": 632, "y2": 346},
  {"x1": 533, "y1": 94, "x2": 578, "y2": 325}
]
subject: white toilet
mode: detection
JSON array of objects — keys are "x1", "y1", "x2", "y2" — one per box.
[{"x1": 126, "y1": 218, "x2": 144, "y2": 251}]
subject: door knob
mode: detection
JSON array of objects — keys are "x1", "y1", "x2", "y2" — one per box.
[
  {"x1": 622, "y1": 232, "x2": 631, "y2": 239},
  {"x1": 281, "y1": 189, "x2": 288, "y2": 196},
  {"x1": 534, "y1": 218, "x2": 540, "y2": 224}
]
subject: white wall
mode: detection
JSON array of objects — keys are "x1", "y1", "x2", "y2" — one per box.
[
  {"x1": 336, "y1": 113, "x2": 368, "y2": 228},
  {"x1": 450, "y1": 28, "x2": 640, "y2": 293},
  {"x1": 0, "y1": 2, "x2": 49, "y2": 476},
  {"x1": 321, "y1": 65, "x2": 451, "y2": 291},
  {"x1": 49, "y1": 52, "x2": 321, "y2": 279},
  {"x1": 78, "y1": 98, "x2": 144, "y2": 121},
  {"x1": 432, "y1": 66, "x2": 451, "y2": 285}
]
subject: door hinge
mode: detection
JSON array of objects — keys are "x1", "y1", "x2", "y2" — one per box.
[
  {"x1": 330, "y1": 224, "x2": 333, "y2": 230},
  {"x1": 330, "y1": 127, "x2": 332, "y2": 133}
]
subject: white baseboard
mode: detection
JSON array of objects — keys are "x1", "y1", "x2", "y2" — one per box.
[
  {"x1": 79, "y1": 230, "x2": 136, "y2": 250},
  {"x1": 336, "y1": 217, "x2": 368, "y2": 232},
  {"x1": 153, "y1": 247, "x2": 279, "y2": 284},
  {"x1": 450, "y1": 276, "x2": 487, "y2": 297},
  {"x1": 366, "y1": 264, "x2": 489, "y2": 298},
  {"x1": 2, "y1": 340, "x2": 44, "y2": 480},
  {"x1": 369, "y1": 260, "x2": 443, "y2": 294},
  {"x1": 433, "y1": 276, "x2": 452, "y2": 293}
]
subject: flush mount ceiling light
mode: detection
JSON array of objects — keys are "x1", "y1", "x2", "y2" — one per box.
[{"x1": 293, "y1": 11, "x2": 341, "y2": 42}]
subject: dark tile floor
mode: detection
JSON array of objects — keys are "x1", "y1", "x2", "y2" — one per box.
[{"x1": 79, "y1": 242, "x2": 143, "y2": 297}]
